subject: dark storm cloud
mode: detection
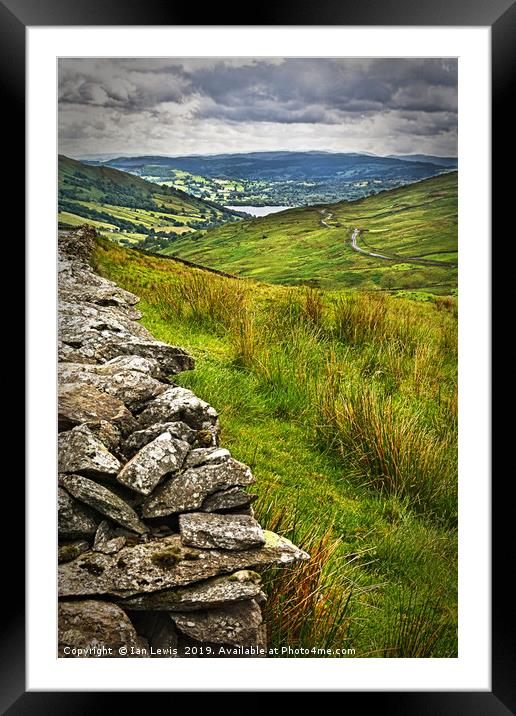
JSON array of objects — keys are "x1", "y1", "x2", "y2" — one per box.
[
  {"x1": 59, "y1": 58, "x2": 457, "y2": 119},
  {"x1": 188, "y1": 58, "x2": 457, "y2": 122},
  {"x1": 58, "y1": 58, "x2": 457, "y2": 157},
  {"x1": 59, "y1": 60, "x2": 189, "y2": 110}
]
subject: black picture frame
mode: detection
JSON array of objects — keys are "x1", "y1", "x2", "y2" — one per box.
[{"x1": 8, "y1": 0, "x2": 509, "y2": 709}]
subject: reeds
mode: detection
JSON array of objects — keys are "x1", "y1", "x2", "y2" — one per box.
[{"x1": 257, "y1": 497, "x2": 354, "y2": 654}]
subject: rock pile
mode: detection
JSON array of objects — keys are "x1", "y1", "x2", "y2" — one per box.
[{"x1": 58, "y1": 227, "x2": 309, "y2": 658}]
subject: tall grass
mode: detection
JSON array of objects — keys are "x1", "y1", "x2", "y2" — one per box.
[
  {"x1": 376, "y1": 589, "x2": 451, "y2": 657},
  {"x1": 257, "y1": 496, "x2": 354, "y2": 654},
  {"x1": 108, "y1": 249, "x2": 457, "y2": 522},
  {"x1": 154, "y1": 271, "x2": 249, "y2": 332},
  {"x1": 317, "y1": 381, "x2": 456, "y2": 522},
  {"x1": 334, "y1": 292, "x2": 389, "y2": 344}
]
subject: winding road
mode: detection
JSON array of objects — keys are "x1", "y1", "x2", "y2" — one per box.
[
  {"x1": 351, "y1": 228, "x2": 393, "y2": 260},
  {"x1": 320, "y1": 208, "x2": 456, "y2": 268},
  {"x1": 350, "y1": 228, "x2": 457, "y2": 267},
  {"x1": 319, "y1": 210, "x2": 333, "y2": 229}
]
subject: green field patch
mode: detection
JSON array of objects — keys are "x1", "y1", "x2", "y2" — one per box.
[{"x1": 58, "y1": 211, "x2": 117, "y2": 231}]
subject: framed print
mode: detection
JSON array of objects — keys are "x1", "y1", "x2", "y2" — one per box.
[{"x1": 6, "y1": 0, "x2": 510, "y2": 708}]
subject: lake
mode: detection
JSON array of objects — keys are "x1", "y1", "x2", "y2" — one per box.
[{"x1": 225, "y1": 205, "x2": 292, "y2": 217}]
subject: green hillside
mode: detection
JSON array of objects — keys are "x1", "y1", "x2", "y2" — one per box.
[
  {"x1": 58, "y1": 155, "x2": 244, "y2": 247},
  {"x1": 93, "y1": 237, "x2": 458, "y2": 658},
  {"x1": 162, "y1": 172, "x2": 457, "y2": 295}
]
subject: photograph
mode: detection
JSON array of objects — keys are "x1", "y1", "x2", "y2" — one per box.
[{"x1": 57, "y1": 56, "x2": 459, "y2": 659}]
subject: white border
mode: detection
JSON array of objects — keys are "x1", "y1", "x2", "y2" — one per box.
[{"x1": 27, "y1": 26, "x2": 490, "y2": 691}]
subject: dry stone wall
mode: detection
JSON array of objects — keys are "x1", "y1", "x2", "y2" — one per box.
[{"x1": 57, "y1": 227, "x2": 308, "y2": 658}]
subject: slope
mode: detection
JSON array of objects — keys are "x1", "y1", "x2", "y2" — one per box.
[
  {"x1": 93, "y1": 236, "x2": 458, "y2": 658},
  {"x1": 159, "y1": 172, "x2": 458, "y2": 295},
  {"x1": 58, "y1": 155, "x2": 244, "y2": 246}
]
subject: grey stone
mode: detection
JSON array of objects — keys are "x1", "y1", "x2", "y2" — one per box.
[
  {"x1": 58, "y1": 289, "x2": 142, "y2": 322},
  {"x1": 201, "y1": 487, "x2": 257, "y2": 513},
  {"x1": 58, "y1": 299, "x2": 152, "y2": 345},
  {"x1": 59, "y1": 258, "x2": 194, "y2": 376},
  {"x1": 60, "y1": 331, "x2": 193, "y2": 378},
  {"x1": 59, "y1": 281, "x2": 140, "y2": 310},
  {"x1": 60, "y1": 474, "x2": 148, "y2": 535},
  {"x1": 137, "y1": 387, "x2": 219, "y2": 436},
  {"x1": 58, "y1": 340, "x2": 96, "y2": 364},
  {"x1": 58, "y1": 425, "x2": 122, "y2": 477},
  {"x1": 179, "y1": 513, "x2": 265, "y2": 551},
  {"x1": 117, "y1": 571, "x2": 265, "y2": 611},
  {"x1": 87, "y1": 421, "x2": 123, "y2": 454},
  {"x1": 58, "y1": 302, "x2": 193, "y2": 380},
  {"x1": 101, "y1": 355, "x2": 162, "y2": 377},
  {"x1": 117, "y1": 434, "x2": 190, "y2": 495},
  {"x1": 58, "y1": 383, "x2": 136, "y2": 433},
  {"x1": 122, "y1": 421, "x2": 197, "y2": 458},
  {"x1": 185, "y1": 447, "x2": 231, "y2": 469},
  {"x1": 58, "y1": 359, "x2": 167, "y2": 410},
  {"x1": 170, "y1": 600, "x2": 262, "y2": 646},
  {"x1": 58, "y1": 532, "x2": 309, "y2": 597},
  {"x1": 102, "y1": 339, "x2": 194, "y2": 378},
  {"x1": 141, "y1": 459, "x2": 255, "y2": 518},
  {"x1": 93, "y1": 520, "x2": 127, "y2": 554},
  {"x1": 58, "y1": 600, "x2": 146, "y2": 658},
  {"x1": 58, "y1": 487, "x2": 100, "y2": 539},
  {"x1": 58, "y1": 225, "x2": 97, "y2": 262}
]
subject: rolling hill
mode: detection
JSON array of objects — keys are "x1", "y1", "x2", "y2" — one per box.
[
  {"x1": 58, "y1": 155, "x2": 245, "y2": 246},
  {"x1": 156, "y1": 172, "x2": 458, "y2": 295},
  {"x1": 101, "y1": 150, "x2": 451, "y2": 180},
  {"x1": 387, "y1": 154, "x2": 457, "y2": 168}
]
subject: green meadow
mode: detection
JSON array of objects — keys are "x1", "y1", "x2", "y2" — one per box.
[{"x1": 93, "y1": 238, "x2": 458, "y2": 658}]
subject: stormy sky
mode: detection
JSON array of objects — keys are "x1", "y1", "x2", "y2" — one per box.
[{"x1": 58, "y1": 58, "x2": 458, "y2": 158}]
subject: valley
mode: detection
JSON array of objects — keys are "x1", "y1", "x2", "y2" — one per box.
[
  {"x1": 59, "y1": 154, "x2": 457, "y2": 296},
  {"x1": 56, "y1": 56, "x2": 460, "y2": 665},
  {"x1": 56, "y1": 156, "x2": 458, "y2": 656}
]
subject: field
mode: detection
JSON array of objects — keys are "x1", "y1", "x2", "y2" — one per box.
[
  {"x1": 93, "y1": 237, "x2": 458, "y2": 658},
  {"x1": 58, "y1": 155, "x2": 244, "y2": 248},
  {"x1": 164, "y1": 172, "x2": 457, "y2": 294},
  {"x1": 141, "y1": 169, "x2": 249, "y2": 204}
]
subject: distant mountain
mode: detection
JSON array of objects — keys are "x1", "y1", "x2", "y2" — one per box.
[
  {"x1": 58, "y1": 155, "x2": 244, "y2": 247},
  {"x1": 88, "y1": 151, "x2": 454, "y2": 207},
  {"x1": 101, "y1": 151, "x2": 449, "y2": 181},
  {"x1": 388, "y1": 154, "x2": 457, "y2": 168}
]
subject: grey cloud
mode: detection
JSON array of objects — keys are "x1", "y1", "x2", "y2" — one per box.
[
  {"x1": 58, "y1": 57, "x2": 457, "y2": 157},
  {"x1": 186, "y1": 58, "x2": 457, "y2": 119}
]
